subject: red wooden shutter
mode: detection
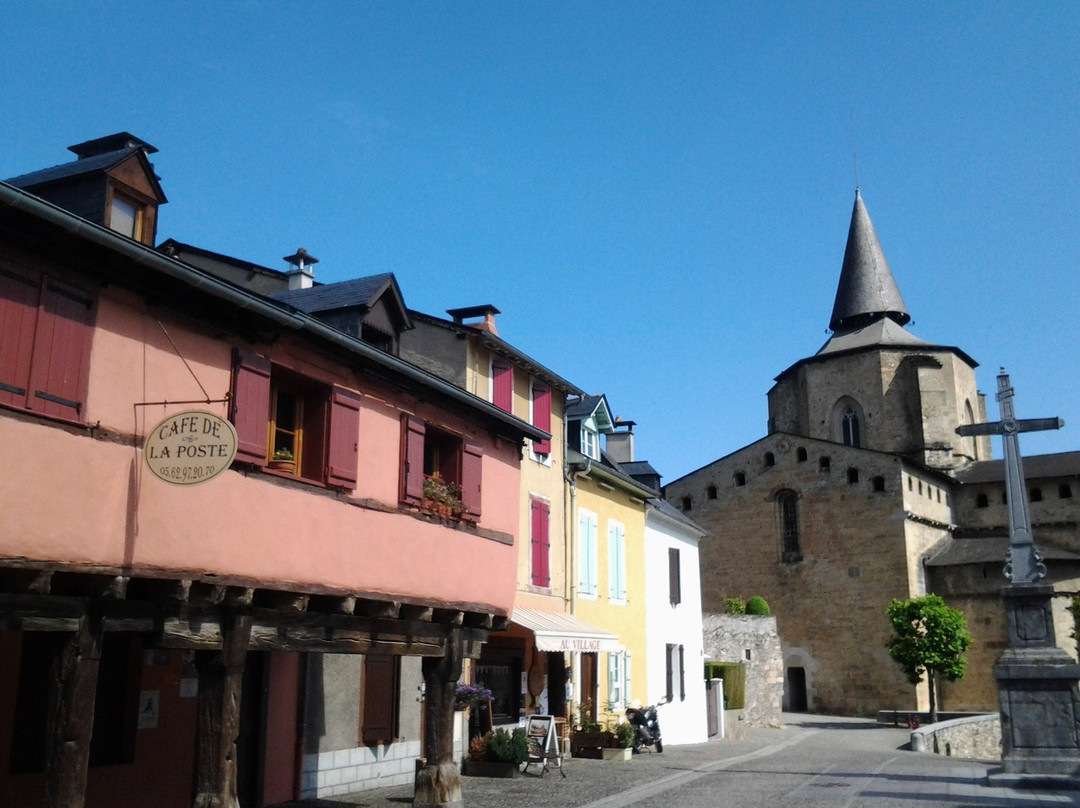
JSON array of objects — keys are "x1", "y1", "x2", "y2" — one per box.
[
  {"x1": 532, "y1": 385, "x2": 551, "y2": 455},
  {"x1": 327, "y1": 386, "x2": 361, "y2": 488},
  {"x1": 492, "y1": 361, "x2": 513, "y2": 412},
  {"x1": 361, "y1": 655, "x2": 399, "y2": 744},
  {"x1": 461, "y1": 441, "x2": 483, "y2": 521},
  {"x1": 400, "y1": 415, "x2": 426, "y2": 505},
  {"x1": 530, "y1": 498, "x2": 551, "y2": 586},
  {"x1": 0, "y1": 263, "x2": 41, "y2": 410},
  {"x1": 28, "y1": 277, "x2": 95, "y2": 420},
  {"x1": 231, "y1": 349, "x2": 271, "y2": 465}
]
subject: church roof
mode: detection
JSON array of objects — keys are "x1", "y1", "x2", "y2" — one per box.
[
  {"x1": 828, "y1": 190, "x2": 910, "y2": 332},
  {"x1": 815, "y1": 317, "x2": 930, "y2": 356},
  {"x1": 954, "y1": 451, "x2": 1080, "y2": 484},
  {"x1": 925, "y1": 535, "x2": 1080, "y2": 567}
]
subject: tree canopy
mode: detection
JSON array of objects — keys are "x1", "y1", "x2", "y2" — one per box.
[{"x1": 885, "y1": 594, "x2": 973, "y2": 723}]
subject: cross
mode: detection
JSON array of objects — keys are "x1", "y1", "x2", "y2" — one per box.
[{"x1": 956, "y1": 368, "x2": 1064, "y2": 584}]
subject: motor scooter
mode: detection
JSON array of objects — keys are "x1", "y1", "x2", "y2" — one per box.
[{"x1": 625, "y1": 696, "x2": 668, "y2": 753}]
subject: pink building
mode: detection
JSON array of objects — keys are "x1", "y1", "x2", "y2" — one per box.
[{"x1": 0, "y1": 136, "x2": 544, "y2": 807}]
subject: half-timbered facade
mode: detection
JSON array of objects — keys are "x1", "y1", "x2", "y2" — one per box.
[{"x1": 0, "y1": 137, "x2": 544, "y2": 807}]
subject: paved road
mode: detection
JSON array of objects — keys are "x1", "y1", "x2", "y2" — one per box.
[{"x1": 282, "y1": 714, "x2": 1080, "y2": 808}]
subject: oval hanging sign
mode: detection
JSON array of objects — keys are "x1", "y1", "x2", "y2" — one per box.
[{"x1": 144, "y1": 410, "x2": 238, "y2": 486}]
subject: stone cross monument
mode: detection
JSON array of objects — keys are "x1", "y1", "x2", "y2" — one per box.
[{"x1": 956, "y1": 368, "x2": 1079, "y2": 781}]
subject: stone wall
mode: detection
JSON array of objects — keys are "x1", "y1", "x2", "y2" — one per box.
[
  {"x1": 703, "y1": 614, "x2": 782, "y2": 727},
  {"x1": 910, "y1": 714, "x2": 1001, "y2": 762}
]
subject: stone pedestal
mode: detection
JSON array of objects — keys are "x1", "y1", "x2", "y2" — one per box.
[{"x1": 992, "y1": 585, "x2": 1080, "y2": 779}]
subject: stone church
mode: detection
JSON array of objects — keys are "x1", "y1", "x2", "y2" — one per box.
[{"x1": 665, "y1": 190, "x2": 1080, "y2": 717}]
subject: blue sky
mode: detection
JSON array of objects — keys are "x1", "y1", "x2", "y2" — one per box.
[{"x1": 3, "y1": 2, "x2": 1077, "y2": 482}]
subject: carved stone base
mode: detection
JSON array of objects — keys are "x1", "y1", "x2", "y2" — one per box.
[{"x1": 992, "y1": 586, "x2": 1080, "y2": 780}]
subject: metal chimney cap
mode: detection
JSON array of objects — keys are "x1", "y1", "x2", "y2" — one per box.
[{"x1": 284, "y1": 247, "x2": 319, "y2": 267}]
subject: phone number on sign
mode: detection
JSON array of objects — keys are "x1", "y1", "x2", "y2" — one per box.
[{"x1": 154, "y1": 465, "x2": 218, "y2": 483}]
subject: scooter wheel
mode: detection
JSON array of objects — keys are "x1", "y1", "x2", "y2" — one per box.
[{"x1": 655, "y1": 741, "x2": 663, "y2": 753}]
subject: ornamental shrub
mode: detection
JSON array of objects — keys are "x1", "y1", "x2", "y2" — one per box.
[
  {"x1": 485, "y1": 727, "x2": 529, "y2": 764},
  {"x1": 724, "y1": 597, "x2": 746, "y2": 614},
  {"x1": 745, "y1": 596, "x2": 771, "y2": 615}
]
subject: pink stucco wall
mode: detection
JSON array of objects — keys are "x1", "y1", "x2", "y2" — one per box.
[{"x1": 0, "y1": 288, "x2": 521, "y2": 615}]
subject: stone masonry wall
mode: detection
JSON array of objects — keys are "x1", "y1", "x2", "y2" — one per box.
[{"x1": 703, "y1": 614, "x2": 783, "y2": 727}]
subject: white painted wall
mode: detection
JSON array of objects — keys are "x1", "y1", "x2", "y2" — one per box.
[{"x1": 644, "y1": 504, "x2": 708, "y2": 746}]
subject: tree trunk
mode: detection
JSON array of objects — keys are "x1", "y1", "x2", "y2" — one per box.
[
  {"x1": 192, "y1": 610, "x2": 252, "y2": 808},
  {"x1": 415, "y1": 629, "x2": 464, "y2": 808},
  {"x1": 43, "y1": 611, "x2": 104, "y2": 808},
  {"x1": 927, "y1": 670, "x2": 938, "y2": 725}
]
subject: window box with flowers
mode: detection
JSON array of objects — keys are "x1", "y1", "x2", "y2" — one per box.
[
  {"x1": 423, "y1": 473, "x2": 465, "y2": 519},
  {"x1": 268, "y1": 446, "x2": 295, "y2": 473}
]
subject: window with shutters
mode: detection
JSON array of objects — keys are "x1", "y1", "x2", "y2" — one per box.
[
  {"x1": 578, "y1": 509, "x2": 598, "y2": 598},
  {"x1": 668, "y1": 548, "x2": 682, "y2": 606},
  {"x1": 664, "y1": 644, "x2": 686, "y2": 703},
  {"x1": 230, "y1": 349, "x2": 360, "y2": 488},
  {"x1": 399, "y1": 414, "x2": 482, "y2": 522},
  {"x1": 530, "y1": 382, "x2": 552, "y2": 460},
  {"x1": 608, "y1": 521, "x2": 626, "y2": 603},
  {"x1": 361, "y1": 655, "x2": 400, "y2": 745},
  {"x1": 530, "y1": 497, "x2": 551, "y2": 587},
  {"x1": 491, "y1": 360, "x2": 513, "y2": 412},
  {"x1": 0, "y1": 257, "x2": 95, "y2": 423}
]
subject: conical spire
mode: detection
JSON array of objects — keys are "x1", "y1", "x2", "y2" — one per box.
[{"x1": 828, "y1": 190, "x2": 910, "y2": 332}]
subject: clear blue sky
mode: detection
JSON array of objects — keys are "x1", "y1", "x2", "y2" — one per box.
[{"x1": 3, "y1": 2, "x2": 1077, "y2": 482}]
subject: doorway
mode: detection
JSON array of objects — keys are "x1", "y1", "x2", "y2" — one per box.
[
  {"x1": 786, "y1": 666, "x2": 808, "y2": 712},
  {"x1": 580, "y1": 652, "x2": 598, "y2": 723}
]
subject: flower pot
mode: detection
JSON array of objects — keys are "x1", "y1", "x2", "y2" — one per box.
[
  {"x1": 602, "y1": 746, "x2": 633, "y2": 761},
  {"x1": 268, "y1": 460, "x2": 295, "y2": 473}
]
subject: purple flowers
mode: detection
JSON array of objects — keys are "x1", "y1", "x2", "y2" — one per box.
[{"x1": 454, "y1": 682, "x2": 493, "y2": 709}]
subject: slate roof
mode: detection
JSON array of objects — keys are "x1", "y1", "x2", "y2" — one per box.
[
  {"x1": 272, "y1": 274, "x2": 396, "y2": 313},
  {"x1": 648, "y1": 496, "x2": 708, "y2": 537},
  {"x1": 926, "y1": 535, "x2": 1080, "y2": 567},
  {"x1": 829, "y1": 190, "x2": 910, "y2": 332},
  {"x1": 954, "y1": 451, "x2": 1080, "y2": 484},
  {"x1": 566, "y1": 394, "x2": 612, "y2": 423},
  {"x1": 620, "y1": 460, "x2": 660, "y2": 479}
]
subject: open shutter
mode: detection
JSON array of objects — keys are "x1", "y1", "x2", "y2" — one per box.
[
  {"x1": 492, "y1": 361, "x2": 513, "y2": 412},
  {"x1": 231, "y1": 349, "x2": 271, "y2": 465},
  {"x1": 461, "y1": 441, "x2": 483, "y2": 522},
  {"x1": 668, "y1": 548, "x2": 682, "y2": 605},
  {"x1": 28, "y1": 276, "x2": 95, "y2": 420},
  {"x1": 0, "y1": 262, "x2": 41, "y2": 409},
  {"x1": 400, "y1": 415, "x2": 426, "y2": 505},
  {"x1": 532, "y1": 385, "x2": 551, "y2": 455},
  {"x1": 530, "y1": 498, "x2": 550, "y2": 587},
  {"x1": 361, "y1": 655, "x2": 399, "y2": 744},
  {"x1": 327, "y1": 386, "x2": 361, "y2": 488}
]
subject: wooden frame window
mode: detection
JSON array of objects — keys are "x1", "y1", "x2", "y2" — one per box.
[
  {"x1": 578, "y1": 509, "x2": 598, "y2": 597},
  {"x1": 399, "y1": 415, "x2": 482, "y2": 521},
  {"x1": 108, "y1": 191, "x2": 144, "y2": 240},
  {"x1": 531, "y1": 383, "x2": 551, "y2": 456},
  {"x1": 0, "y1": 255, "x2": 95, "y2": 422},
  {"x1": 530, "y1": 497, "x2": 551, "y2": 587},
  {"x1": 230, "y1": 349, "x2": 360, "y2": 488},
  {"x1": 361, "y1": 655, "x2": 400, "y2": 744},
  {"x1": 491, "y1": 360, "x2": 513, "y2": 412},
  {"x1": 608, "y1": 521, "x2": 626, "y2": 602},
  {"x1": 668, "y1": 548, "x2": 682, "y2": 605}
]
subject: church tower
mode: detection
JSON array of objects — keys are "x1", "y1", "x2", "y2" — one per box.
[{"x1": 767, "y1": 190, "x2": 991, "y2": 470}]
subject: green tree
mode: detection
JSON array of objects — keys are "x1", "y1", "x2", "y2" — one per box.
[{"x1": 885, "y1": 594, "x2": 972, "y2": 724}]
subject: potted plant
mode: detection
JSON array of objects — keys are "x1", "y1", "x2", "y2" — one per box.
[
  {"x1": 602, "y1": 720, "x2": 635, "y2": 761},
  {"x1": 569, "y1": 711, "x2": 612, "y2": 759},
  {"x1": 268, "y1": 446, "x2": 295, "y2": 473},
  {"x1": 422, "y1": 473, "x2": 465, "y2": 518},
  {"x1": 463, "y1": 728, "x2": 529, "y2": 777}
]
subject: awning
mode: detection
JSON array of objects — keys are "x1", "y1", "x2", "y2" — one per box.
[{"x1": 512, "y1": 607, "x2": 621, "y2": 653}]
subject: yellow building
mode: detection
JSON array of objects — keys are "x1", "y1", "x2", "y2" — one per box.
[{"x1": 564, "y1": 395, "x2": 656, "y2": 725}]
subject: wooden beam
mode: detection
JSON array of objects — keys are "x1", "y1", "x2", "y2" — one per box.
[
  {"x1": 432, "y1": 609, "x2": 464, "y2": 626},
  {"x1": 192, "y1": 610, "x2": 252, "y2": 808},
  {"x1": 463, "y1": 612, "x2": 494, "y2": 630},
  {"x1": 355, "y1": 599, "x2": 401, "y2": 619},
  {"x1": 42, "y1": 610, "x2": 104, "y2": 808},
  {"x1": 400, "y1": 604, "x2": 433, "y2": 622}
]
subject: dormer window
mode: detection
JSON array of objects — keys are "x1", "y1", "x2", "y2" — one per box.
[
  {"x1": 108, "y1": 192, "x2": 143, "y2": 239},
  {"x1": 581, "y1": 426, "x2": 599, "y2": 460}
]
